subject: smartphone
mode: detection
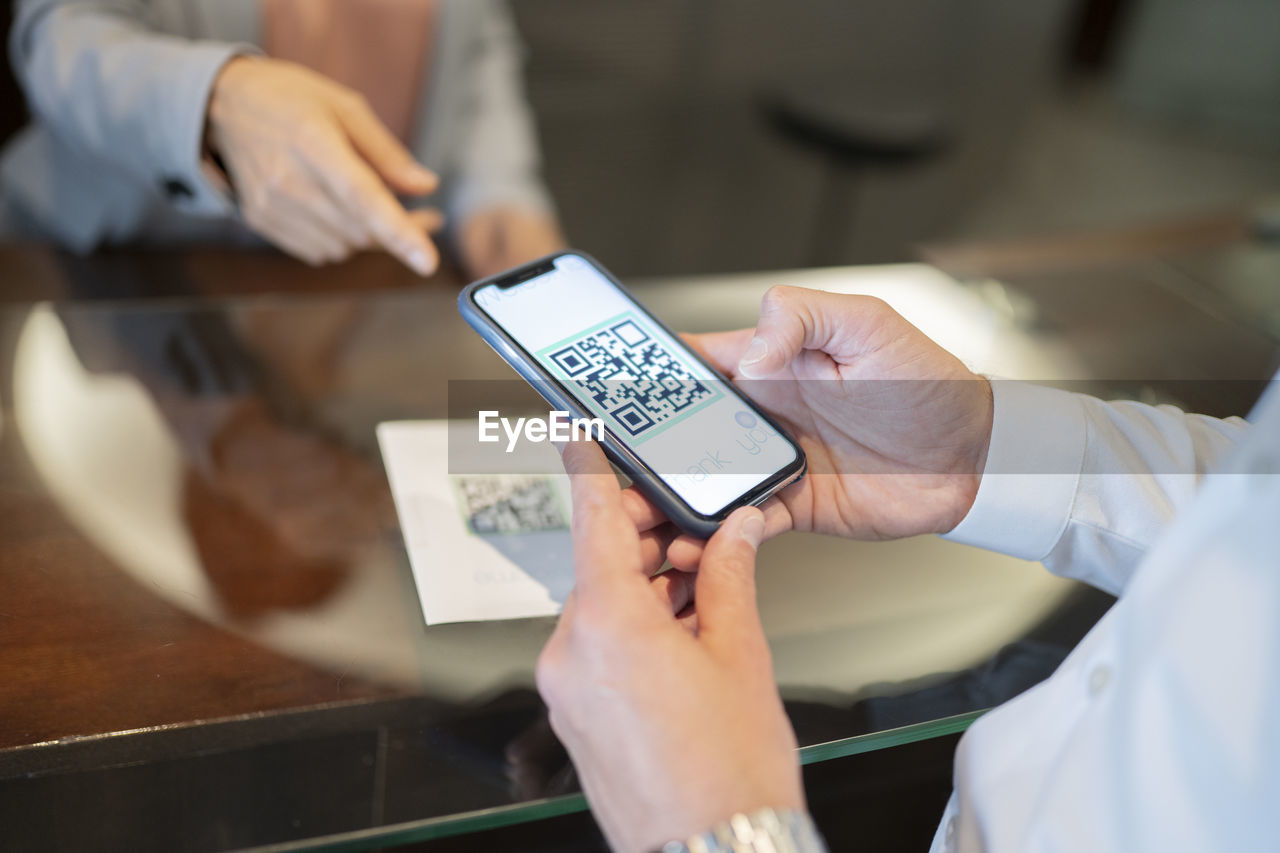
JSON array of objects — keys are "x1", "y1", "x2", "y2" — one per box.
[{"x1": 458, "y1": 250, "x2": 806, "y2": 538}]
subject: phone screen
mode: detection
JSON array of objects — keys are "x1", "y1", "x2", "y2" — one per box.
[{"x1": 472, "y1": 253, "x2": 799, "y2": 516}]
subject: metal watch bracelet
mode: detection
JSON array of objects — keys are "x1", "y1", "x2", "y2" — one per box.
[{"x1": 659, "y1": 807, "x2": 827, "y2": 853}]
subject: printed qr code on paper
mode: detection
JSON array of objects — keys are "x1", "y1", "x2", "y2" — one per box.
[
  {"x1": 542, "y1": 314, "x2": 720, "y2": 438},
  {"x1": 453, "y1": 475, "x2": 567, "y2": 535}
]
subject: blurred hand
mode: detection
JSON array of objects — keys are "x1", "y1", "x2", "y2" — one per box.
[
  {"x1": 459, "y1": 205, "x2": 565, "y2": 279},
  {"x1": 537, "y1": 440, "x2": 804, "y2": 853},
  {"x1": 206, "y1": 57, "x2": 443, "y2": 272},
  {"x1": 671, "y1": 286, "x2": 993, "y2": 568},
  {"x1": 178, "y1": 397, "x2": 397, "y2": 619}
]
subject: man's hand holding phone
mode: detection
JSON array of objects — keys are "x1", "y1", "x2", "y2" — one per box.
[
  {"x1": 668, "y1": 286, "x2": 995, "y2": 568},
  {"x1": 539, "y1": 285, "x2": 999, "y2": 849},
  {"x1": 537, "y1": 440, "x2": 805, "y2": 853}
]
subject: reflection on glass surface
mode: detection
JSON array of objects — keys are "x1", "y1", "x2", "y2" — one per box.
[{"x1": 12, "y1": 303, "x2": 428, "y2": 690}]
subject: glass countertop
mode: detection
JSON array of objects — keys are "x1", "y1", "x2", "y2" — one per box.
[{"x1": 1, "y1": 253, "x2": 1273, "y2": 851}]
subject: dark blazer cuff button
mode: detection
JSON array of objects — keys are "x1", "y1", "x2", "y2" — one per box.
[{"x1": 161, "y1": 177, "x2": 196, "y2": 199}]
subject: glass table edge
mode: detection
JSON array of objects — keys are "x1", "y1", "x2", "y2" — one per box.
[{"x1": 249, "y1": 709, "x2": 987, "y2": 852}]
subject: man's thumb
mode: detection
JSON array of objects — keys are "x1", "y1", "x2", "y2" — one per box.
[
  {"x1": 694, "y1": 507, "x2": 766, "y2": 647},
  {"x1": 736, "y1": 286, "x2": 822, "y2": 378},
  {"x1": 737, "y1": 285, "x2": 889, "y2": 378}
]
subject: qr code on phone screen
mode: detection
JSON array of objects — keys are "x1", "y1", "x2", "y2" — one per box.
[
  {"x1": 539, "y1": 313, "x2": 720, "y2": 439},
  {"x1": 452, "y1": 475, "x2": 567, "y2": 535}
]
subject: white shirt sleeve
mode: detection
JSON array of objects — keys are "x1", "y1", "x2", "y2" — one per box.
[
  {"x1": 930, "y1": 380, "x2": 1280, "y2": 853},
  {"x1": 943, "y1": 380, "x2": 1248, "y2": 596}
]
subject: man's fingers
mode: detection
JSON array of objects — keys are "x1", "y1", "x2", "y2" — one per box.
[
  {"x1": 311, "y1": 137, "x2": 439, "y2": 275},
  {"x1": 737, "y1": 286, "x2": 891, "y2": 378},
  {"x1": 638, "y1": 525, "x2": 676, "y2": 578},
  {"x1": 560, "y1": 436, "x2": 615, "y2": 479},
  {"x1": 649, "y1": 570, "x2": 695, "y2": 617},
  {"x1": 561, "y1": 441, "x2": 651, "y2": 597},
  {"x1": 620, "y1": 486, "x2": 669, "y2": 532},
  {"x1": 667, "y1": 499, "x2": 790, "y2": 571},
  {"x1": 674, "y1": 604, "x2": 699, "y2": 634},
  {"x1": 693, "y1": 507, "x2": 766, "y2": 652},
  {"x1": 737, "y1": 286, "x2": 822, "y2": 378},
  {"x1": 335, "y1": 95, "x2": 438, "y2": 196},
  {"x1": 666, "y1": 537, "x2": 700, "y2": 572}
]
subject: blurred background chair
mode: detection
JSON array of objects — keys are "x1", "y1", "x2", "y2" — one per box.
[
  {"x1": 511, "y1": 0, "x2": 1280, "y2": 275},
  {"x1": 760, "y1": 78, "x2": 949, "y2": 266},
  {"x1": 512, "y1": 0, "x2": 1075, "y2": 274}
]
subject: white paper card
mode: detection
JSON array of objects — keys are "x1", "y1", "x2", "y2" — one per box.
[{"x1": 376, "y1": 420, "x2": 573, "y2": 625}]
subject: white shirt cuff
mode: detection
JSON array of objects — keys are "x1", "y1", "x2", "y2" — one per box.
[{"x1": 941, "y1": 381, "x2": 1087, "y2": 561}]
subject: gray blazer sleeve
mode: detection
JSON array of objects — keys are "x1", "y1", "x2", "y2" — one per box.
[
  {"x1": 443, "y1": 0, "x2": 555, "y2": 224},
  {"x1": 9, "y1": 0, "x2": 254, "y2": 216}
]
